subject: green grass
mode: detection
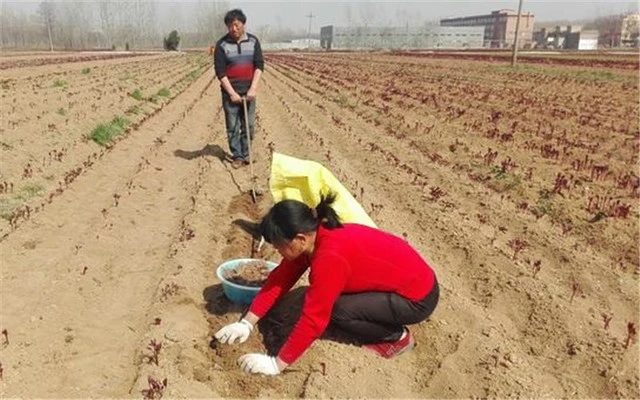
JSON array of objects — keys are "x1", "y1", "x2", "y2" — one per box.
[
  {"x1": 0, "y1": 198, "x2": 20, "y2": 220},
  {"x1": 126, "y1": 105, "x2": 141, "y2": 115},
  {"x1": 56, "y1": 108, "x2": 67, "y2": 116},
  {"x1": 81, "y1": 67, "x2": 91, "y2": 74},
  {"x1": 533, "y1": 201, "x2": 553, "y2": 218},
  {"x1": 186, "y1": 70, "x2": 201, "y2": 82},
  {"x1": 488, "y1": 166, "x2": 521, "y2": 192},
  {"x1": 88, "y1": 116, "x2": 131, "y2": 146},
  {"x1": 52, "y1": 79, "x2": 67, "y2": 88},
  {"x1": 0, "y1": 183, "x2": 45, "y2": 220},
  {"x1": 157, "y1": 88, "x2": 170, "y2": 97},
  {"x1": 15, "y1": 183, "x2": 45, "y2": 201},
  {"x1": 336, "y1": 93, "x2": 349, "y2": 107},
  {"x1": 130, "y1": 89, "x2": 144, "y2": 101}
]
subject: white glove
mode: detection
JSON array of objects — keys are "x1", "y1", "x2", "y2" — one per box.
[
  {"x1": 214, "y1": 319, "x2": 253, "y2": 344},
  {"x1": 238, "y1": 353, "x2": 280, "y2": 375}
]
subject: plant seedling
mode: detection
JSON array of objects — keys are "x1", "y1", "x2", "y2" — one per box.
[
  {"x1": 160, "y1": 283, "x2": 180, "y2": 301},
  {"x1": 429, "y1": 186, "x2": 445, "y2": 201},
  {"x1": 142, "y1": 376, "x2": 167, "y2": 399},
  {"x1": 602, "y1": 313, "x2": 613, "y2": 330},
  {"x1": 570, "y1": 283, "x2": 581, "y2": 303},
  {"x1": 1, "y1": 329, "x2": 7, "y2": 345},
  {"x1": 144, "y1": 339, "x2": 162, "y2": 366},
  {"x1": 624, "y1": 322, "x2": 637, "y2": 349},
  {"x1": 532, "y1": 260, "x2": 542, "y2": 278},
  {"x1": 507, "y1": 238, "x2": 528, "y2": 260}
]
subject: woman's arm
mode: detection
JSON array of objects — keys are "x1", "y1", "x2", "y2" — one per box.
[{"x1": 247, "y1": 257, "x2": 308, "y2": 320}]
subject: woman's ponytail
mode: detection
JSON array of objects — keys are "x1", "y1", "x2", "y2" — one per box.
[{"x1": 315, "y1": 192, "x2": 342, "y2": 229}]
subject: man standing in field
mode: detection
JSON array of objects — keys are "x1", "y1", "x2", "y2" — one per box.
[{"x1": 214, "y1": 9, "x2": 264, "y2": 169}]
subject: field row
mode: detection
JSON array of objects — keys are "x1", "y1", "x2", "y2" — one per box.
[
  {"x1": 0, "y1": 53, "x2": 210, "y2": 236},
  {"x1": 265, "y1": 52, "x2": 639, "y2": 270}
]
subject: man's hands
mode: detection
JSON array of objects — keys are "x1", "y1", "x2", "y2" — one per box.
[
  {"x1": 238, "y1": 354, "x2": 280, "y2": 375},
  {"x1": 214, "y1": 319, "x2": 253, "y2": 344},
  {"x1": 229, "y1": 92, "x2": 243, "y2": 103},
  {"x1": 246, "y1": 87, "x2": 257, "y2": 101}
]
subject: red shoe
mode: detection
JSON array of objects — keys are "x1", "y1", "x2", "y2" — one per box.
[{"x1": 364, "y1": 328, "x2": 415, "y2": 359}]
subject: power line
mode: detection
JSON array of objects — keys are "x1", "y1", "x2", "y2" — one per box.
[
  {"x1": 511, "y1": 0, "x2": 524, "y2": 67},
  {"x1": 306, "y1": 12, "x2": 315, "y2": 40}
]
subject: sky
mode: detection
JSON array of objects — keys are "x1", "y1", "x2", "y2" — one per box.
[
  {"x1": 225, "y1": 1, "x2": 639, "y2": 31},
  {"x1": 5, "y1": 0, "x2": 639, "y2": 33}
]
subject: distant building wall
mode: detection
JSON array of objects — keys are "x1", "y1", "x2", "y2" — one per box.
[
  {"x1": 440, "y1": 9, "x2": 535, "y2": 48},
  {"x1": 621, "y1": 14, "x2": 640, "y2": 47},
  {"x1": 262, "y1": 38, "x2": 321, "y2": 51},
  {"x1": 320, "y1": 25, "x2": 484, "y2": 50},
  {"x1": 566, "y1": 29, "x2": 599, "y2": 50},
  {"x1": 535, "y1": 26, "x2": 599, "y2": 50}
]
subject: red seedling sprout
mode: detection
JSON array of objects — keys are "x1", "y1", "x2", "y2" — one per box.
[
  {"x1": 2, "y1": 329, "x2": 8, "y2": 345},
  {"x1": 0, "y1": 361, "x2": 3, "y2": 379},
  {"x1": 602, "y1": 313, "x2": 613, "y2": 330},
  {"x1": 81, "y1": 266, "x2": 88, "y2": 275},
  {"x1": 144, "y1": 339, "x2": 162, "y2": 366},
  {"x1": 507, "y1": 238, "x2": 528, "y2": 260},
  {"x1": 142, "y1": 376, "x2": 167, "y2": 399},
  {"x1": 429, "y1": 186, "x2": 445, "y2": 201},
  {"x1": 552, "y1": 173, "x2": 571, "y2": 197},
  {"x1": 532, "y1": 260, "x2": 542, "y2": 278},
  {"x1": 624, "y1": 322, "x2": 637, "y2": 349},
  {"x1": 320, "y1": 362, "x2": 326, "y2": 376},
  {"x1": 153, "y1": 318, "x2": 162, "y2": 326},
  {"x1": 483, "y1": 148, "x2": 498, "y2": 166},
  {"x1": 160, "y1": 283, "x2": 180, "y2": 301},
  {"x1": 570, "y1": 283, "x2": 581, "y2": 303}
]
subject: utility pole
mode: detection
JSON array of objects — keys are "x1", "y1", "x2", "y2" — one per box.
[
  {"x1": 511, "y1": 0, "x2": 524, "y2": 66},
  {"x1": 306, "y1": 12, "x2": 315, "y2": 47}
]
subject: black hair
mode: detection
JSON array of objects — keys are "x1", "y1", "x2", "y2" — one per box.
[
  {"x1": 224, "y1": 9, "x2": 246, "y2": 25},
  {"x1": 260, "y1": 192, "x2": 342, "y2": 245}
]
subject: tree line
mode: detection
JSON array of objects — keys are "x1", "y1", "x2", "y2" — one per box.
[{"x1": 0, "y1": 1, "x2": 230, "y2": 51}]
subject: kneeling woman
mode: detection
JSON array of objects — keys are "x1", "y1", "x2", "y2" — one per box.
[{"x1": 214, "y1": 193, "x2": 439, "y2": 375}]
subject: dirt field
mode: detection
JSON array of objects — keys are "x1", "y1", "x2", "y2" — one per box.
[{"x1": 0, "y1": 51, "x2": 638, "y2": 398}]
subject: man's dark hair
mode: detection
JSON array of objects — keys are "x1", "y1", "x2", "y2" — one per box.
[{"x1": 224, "y1": 9, "x2": 247, "y2": 25}]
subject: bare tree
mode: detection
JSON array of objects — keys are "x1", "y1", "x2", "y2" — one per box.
[
  {"x1": 585, "y1": 14, "x2": 624, "y2": 47},
  {"x1": 358, "y1": 1, "x2": 376, "y2": 28},
  {"x1": 140, "y1": 1, "x2": 159, "y2": 48},
  {"x1": 55, "y1": 2, "x2": 94, "y2": 49},
  {"x1": 99, "y1": 0, "x2": 116, "y2": 48},
  {"x1": 195, "y1": 1, "x2": 228, "y2": 47},
  {"x1": 38, "y1": 0, "x2": 55, "y2": 51},
  {"x1": 0, "y1": 5, "x2": 20, "y2": 48},
  {"x1": 345, "y1": 4, "x2": 353, "y2": 26}
]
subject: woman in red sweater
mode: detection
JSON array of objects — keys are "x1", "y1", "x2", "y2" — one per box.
[{"x1": 214, "y1": 193, "x2": 439, "y2": 375}]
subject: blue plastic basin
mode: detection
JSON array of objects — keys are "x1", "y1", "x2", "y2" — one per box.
[{"x1": 216, "y1": 258, "x2": 278, "y2": 305}]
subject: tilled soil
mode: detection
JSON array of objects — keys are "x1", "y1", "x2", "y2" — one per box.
[{"x1": 0, "y1": 51, "x2": 638, "y2": 399}]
